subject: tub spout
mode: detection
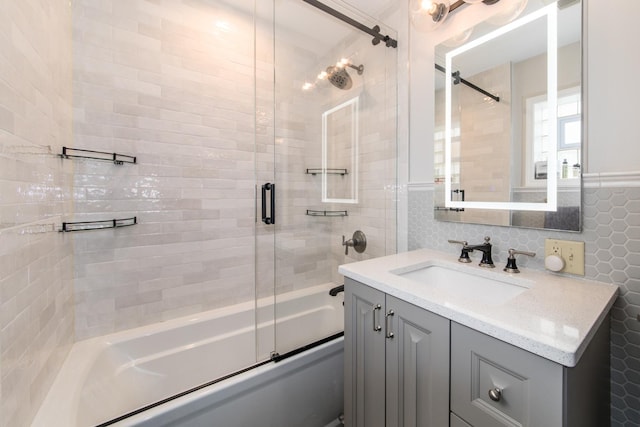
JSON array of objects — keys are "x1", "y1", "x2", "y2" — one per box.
[{"x1": 329, "y1": 284, "x2": 344, "y2": 296}]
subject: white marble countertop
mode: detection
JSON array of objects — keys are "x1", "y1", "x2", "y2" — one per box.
[{"x1": 339, "y1": 248, "x2": 618, "y2": 367}]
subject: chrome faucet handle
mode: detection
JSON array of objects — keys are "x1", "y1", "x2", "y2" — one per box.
[
  {"x1": 448, "y1": 239, "x2": 471, "y2": 263},
  {"x1": 504, "y1": 248, "x2": 536, "y2": 273},
  {"x1": 342, "y1": 235, "x2": 351, "y2": 255},
  {"x1": 343, "y1": 231, "x2": 367, "y2": 256},
  {"x1": 448, "y1": 239, "x2": 467, "y2": 246}
]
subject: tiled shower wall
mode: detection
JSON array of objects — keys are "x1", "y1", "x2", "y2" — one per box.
[
  {"x1": 284, "y1": 20, "x2": 398, "y2": 288},
  {"x1": 72, "y1": 0, "x2": 397, "y2": 339},
  {"x1": 72, "y1": 0, "x2": 260, "y2": 339},
  {"x1": 408, "y1": 182, "x2": 640, "y2": 426},
  {"x1": 434, "y1": 62, "x2": 512, "y2": 227},
  {"x1": 0, "y1": 2, "x2": 74, "y2": 426}
]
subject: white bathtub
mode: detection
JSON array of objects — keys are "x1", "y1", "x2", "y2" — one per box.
[{"x1": 33, "y1": 284, "x2": 344, "y2": 427}]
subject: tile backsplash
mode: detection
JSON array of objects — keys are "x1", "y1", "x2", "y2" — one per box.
[{"x1": 408, "y1": 182, "x2": 640, "y2": 426}]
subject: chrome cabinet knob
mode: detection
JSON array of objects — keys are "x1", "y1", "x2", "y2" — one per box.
[{"x1": 488, "y1": 387, "x2": 502, "y2": 402}]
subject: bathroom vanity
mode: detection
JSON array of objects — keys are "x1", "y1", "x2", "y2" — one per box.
[{"x1": 339, "y1": 249, "x2": 618, "y2": 427}]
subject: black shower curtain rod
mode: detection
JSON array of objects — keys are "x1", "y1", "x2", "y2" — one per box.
[
  {"x1": 301, "y1": 0, "x2": 397, "y2": 48},
  {"x1": 435, "y1": 63, "x2": 500, "y2": 103}
]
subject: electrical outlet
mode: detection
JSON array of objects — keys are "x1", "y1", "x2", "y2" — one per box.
[{"x1": 544, "y1": 238, "x2": 585, "y2": 276}]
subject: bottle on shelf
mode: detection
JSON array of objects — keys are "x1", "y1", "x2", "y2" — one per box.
[{"x1": 572, "y1": 163, "x2": 581, "y2": 178}]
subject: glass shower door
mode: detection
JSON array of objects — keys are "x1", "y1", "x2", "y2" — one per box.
[{"x1": 271, "y1": 0, "x2": 398, "y2": 357}]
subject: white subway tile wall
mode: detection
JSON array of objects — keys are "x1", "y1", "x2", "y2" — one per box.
[
  {"x1": 72, "y1": 0, "x2": 260, "y2": 339},
  {"x1": 73, "y1": 0, "x2": 397, "y2": 339},
  {"x1": 0, "y1": 1, "x2": 74, "y2": 426},
  {"x1": 0, "y1": 0, "x2": 396, "y2": 423}
]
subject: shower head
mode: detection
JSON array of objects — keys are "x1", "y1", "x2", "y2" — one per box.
[
  {"x1": 326, "y1": 66, "x2": 352, "y2": 90},
  {"x1": 326, "y1": 63, "x2": 364, "y2": 90}
]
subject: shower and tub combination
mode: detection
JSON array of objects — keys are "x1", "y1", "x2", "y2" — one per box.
[
  {"x1": 30, "y1": 0, "x2": 398, "y2": 426},
  {"x1": 34, "y1": 285, "x2": 345, "y2": 426}
]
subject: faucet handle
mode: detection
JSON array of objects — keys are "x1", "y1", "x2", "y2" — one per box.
[
  {"x1": 504, "y1": 248, "x2": 536, "y2": 273},
  {"x1": 343, "y1": 231, "x2": 367, "y2": 256},
  {"x1": 448, "y1": 239, "x2": 468, "y2": 246},
  {"x1": 448, "y1": 239, "x2": 471, "y2": 263},
  {"x1": 484, "y1": 236, "x2": 491, "y2": 244}
]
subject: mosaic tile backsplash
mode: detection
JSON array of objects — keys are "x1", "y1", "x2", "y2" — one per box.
[{"x1": 408, "y1": 184, "x2": 640, "y2": 426}]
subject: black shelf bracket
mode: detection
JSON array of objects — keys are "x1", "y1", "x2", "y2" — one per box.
[
  {"x1": 60, "y1": 217, "x2": 137, "y2": 232},
  {"x1": 60, "y1": 147, "x2": 137, "y2": 165},
  {"x1": 306, "y1": 168, "x2": 348, "y2": 176},
  {"x1": 306, "y1": 210, "x2": 348, "y2": 217}
]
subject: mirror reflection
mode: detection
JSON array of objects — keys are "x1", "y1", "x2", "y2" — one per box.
[
  {"x1": 322, "y1": 96, "x2": 359, "y2": 203},
  {"x1": 434, "y1": 0, "x2": 582, "y2": 231}
]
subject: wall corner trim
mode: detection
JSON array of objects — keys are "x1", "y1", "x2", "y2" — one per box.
[{"x1": 583, "y1": 171, "x2": 640, "y2": 188}]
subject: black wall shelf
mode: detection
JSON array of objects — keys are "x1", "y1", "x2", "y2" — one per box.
[
  {"x1": 60, "y1": 147, "x2": 137, "y2": 165},
  {"x1": 306, "y1": 168, "x2": 348, "y2": 176},
  {"x1": 60, "y1": 217, "x2": 137, "y2": 232},
  {"x1": 306, "y1": 210, "x2": 348, "y2": 217}
]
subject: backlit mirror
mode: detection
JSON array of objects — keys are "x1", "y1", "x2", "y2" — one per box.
[{"x1": 434, "y1": 0, "x2": 582, "y2": 231}]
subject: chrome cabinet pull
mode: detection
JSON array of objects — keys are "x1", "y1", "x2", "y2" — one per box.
[
  {"x1": 488, "y1": 387, "x2": 502, "y2": 402},
  {"x1": 372, "y1": 304, "x2": 382, "y2": 332},
  {"x1": 385, "y1": 309, "x2": 395, "y2": 339}
]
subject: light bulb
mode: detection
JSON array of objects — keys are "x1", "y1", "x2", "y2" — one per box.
[
  {"x1": 411, "y1": 0, "x2": 450, "y2": 31},
  {"x1": 317, "y1": 71, "x2": 328, "y2": 80},
  {"x1": 421, "y1": 0, "x2": 434, "y2": 11}
]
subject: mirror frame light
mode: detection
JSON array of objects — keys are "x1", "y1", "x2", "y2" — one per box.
[
  {"x1": 444, "y1": 3, "x2": 558, "y2": 211},
  {"x1": 322, "y1": 96, "x2": 359, "y2": 204}
]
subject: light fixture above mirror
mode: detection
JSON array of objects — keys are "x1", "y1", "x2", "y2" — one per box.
[{"x1": 411, "y1": 0, "x2": 504, "y2": 32}]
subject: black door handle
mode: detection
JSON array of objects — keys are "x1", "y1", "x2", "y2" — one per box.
[{"x1": 261, "y1": 183, "x2": 275, "y2": 225}]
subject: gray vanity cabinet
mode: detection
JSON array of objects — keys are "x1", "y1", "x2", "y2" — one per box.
[
  {"x1": 451, "y1": 323, "x2": 563, "y2": 427},
  {"x1": 344, "y1": 278, "x2": 386, "y2": 427},
  {"x1": 344, "y1": 277, "x2": 611, "y2": 427},
  {"x1": 451, "y1": 321, "x2": 610, "y2": 427},
  {"x1": 344, "y1": 278, "x2": 450, "y2": 427}
]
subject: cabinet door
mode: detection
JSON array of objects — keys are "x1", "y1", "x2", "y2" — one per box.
[
  {"x1": 451, "y1": 322, "x2": 563, "y2": 427},
  {"x1": 344, "y1": 278, "x2": 386, "y2": 427},
  {"x1": 385, "y1": 295, "x2": 450, "y2": 427},
  {"x1": 451, "y1": 413, "x2": 473, "y2": 427}
]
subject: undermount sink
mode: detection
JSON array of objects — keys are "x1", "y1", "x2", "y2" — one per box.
[{"x1": 393, "y1": 263, "x2": 531, "y2": 305}]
